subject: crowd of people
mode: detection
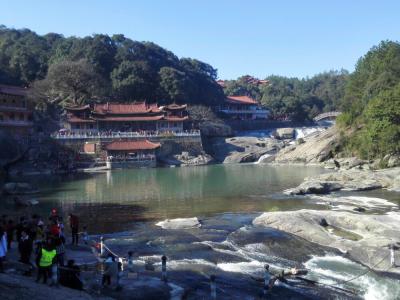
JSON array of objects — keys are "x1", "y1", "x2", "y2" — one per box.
[{"x1": 0, "y1": 210, "x2": 87, "y2": 289}]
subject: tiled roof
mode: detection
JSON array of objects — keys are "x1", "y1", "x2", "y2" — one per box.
[
  {"x1": 105, "y1": 140, "x2": 161, "y2": 151},
  {"x1": 0, "y1": 84, "x2": 28, "y2": 96},
  {"x1": 93, "y1": 102, "x2": 161, "y2": 114},
  {"x1": 164, "y1": 104, "x2": 187, "y2": 110},
  {"x1": 163, "y1": 116, "x2": 189, "y2": 121},
  {"x1": 216, "y1": 80, "x2": 226, "y2": 87},
  {"x1": 92, "y1": 115, "x2": 164, "y2": 121},
  {"x1": 226, "y1": 96, "x2": 258, "y2": 105},
  {"x1": 65, "y1": 105, "x2": 91, "y2": 111},
  {"x1": 67, "y1": 116, "x2": 95, "y2": 123}
]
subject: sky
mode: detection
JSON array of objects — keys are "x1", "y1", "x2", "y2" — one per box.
[{"x1": 1, "y1": 0, "x2": 399, "y2": 79}]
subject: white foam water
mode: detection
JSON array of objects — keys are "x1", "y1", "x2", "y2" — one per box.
[
  {"x1": 311, "y1": 195, "x2": 398, "y2": 210},
  {"x1": 217, "y1": 260, "x2": 265, "y2": 274},
  {"x1": 304, "y1": 255, "x2": 400, "y2": 300},
  {"x1": 295, "y1": 127, "x2": 326, "y2": 139},
  {"x1": 254, "y1": 153, "x2": 272, "y2": 164}
]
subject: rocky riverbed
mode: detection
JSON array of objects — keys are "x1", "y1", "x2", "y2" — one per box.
[
  {"x1": 253, "y1": 208, "x2": 400, "y2": 276},
  {"x1": 285, "y1": 167, "x2": 400, "y2": 195}
]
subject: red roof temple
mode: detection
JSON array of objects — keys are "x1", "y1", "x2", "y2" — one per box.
[
  {"x1": 218, "y1": 95, "x2": 269, "y2": 120},
  {"x1": 64, "y1": 102, "x2": 189, "y2": 134},
  {"x1": 105, "y1": 140, "x2": 161, "y2": 151}
]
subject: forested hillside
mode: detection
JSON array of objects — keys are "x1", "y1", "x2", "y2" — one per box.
[
  {"x1": 0, "y1": 26, "x2": 224, "y2": 107},
  {"x1": 223, "y1": 71, "x2": 349, "y2": 121},
  {"x1": 338, "y1": 41, "x2": 400, "y2": 159}
]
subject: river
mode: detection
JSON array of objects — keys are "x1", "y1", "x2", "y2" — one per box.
[{"x1": 3, "y1": 164, "x2": 400, "y2": 299}]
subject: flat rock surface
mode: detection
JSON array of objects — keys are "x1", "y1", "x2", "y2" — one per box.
[
  {"x1": 0, "y1": 273, "x2": 107, "y2": 300},
  {"x1": 156, "y1": 217, "x2": 201, "y2": 229},
  {"x1": 287, "y1": 167, "x2": 400, "y2": 195},
  {"x1": 253, "y1": 209, "x2": 400, "y2": 274}
]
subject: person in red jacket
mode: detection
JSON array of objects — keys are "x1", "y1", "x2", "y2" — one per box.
[{"x1": 68, "y1": 214, "x2": 79, "y2": 245}]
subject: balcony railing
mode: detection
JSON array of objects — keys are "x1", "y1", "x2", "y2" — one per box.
[
  {"x1": 0, "y1": 120, "x2": 33, "y2": 126},
  {"x1": 107, "y1": 155, "x2": 156, "y2": 162},
  {"x1": 52, "y1": 130, "x2": 201, "y2": 139},
  {"x1": 0, "y1": 105, "x2": 30, "y2": 112},
  {"x1": 219, "y1": 109, "x2": 269, "y2": 114}
]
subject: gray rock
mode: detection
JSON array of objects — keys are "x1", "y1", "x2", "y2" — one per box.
[
  {"x1": 253, "y1": 209, "x2": 400, "y2": 275},
  {"x1": 275, "y1": 127, "x2": 338, "y2": 164},
  {"x1": 200, "y1": 122, "x2": 233, "y2": 137},
  {"x1": 287, "y1": 167, "x2": 400, "y2": 195},
  {"x1": 336, "y1": 157, "x2": 366, "y2": 170},
  {"x1": 285, "y1": 181, "x2": 343, "y2": 195},
  {"x1": 275, "y1": 128, "x2": 295, "y2": 139},
  {"x1": 156, "y1": 217, "x2": 201, "y2": 229},
  {"x1": 387, "y1": 154, "x2": 400, "y2": 168},
  {"x1": 209, "y1": 136, "x2": 282, "y2": 163}
]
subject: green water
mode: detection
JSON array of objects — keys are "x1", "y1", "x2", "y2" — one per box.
[{"x1": 3, "y1": 164, "x2": 329, "y2": 233}]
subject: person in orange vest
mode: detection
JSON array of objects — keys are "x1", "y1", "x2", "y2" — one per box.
[{"x1": 35, "y1": 239, "x2": 57, "y2": 284}]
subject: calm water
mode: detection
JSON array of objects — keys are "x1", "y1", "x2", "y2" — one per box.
[
  {"x1": 5, "y1": 164, "x2": 329, "y2": 232},
  {"x1": 3, "y1": 164, "x2": 400, "y2": 299}
]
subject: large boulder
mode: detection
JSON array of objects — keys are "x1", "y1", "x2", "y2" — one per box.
[
  {"x1": 275, "y1": 128, "x2": 295, "y2": 139},
  {"x1": 284, "y1": 180, "x2": 343, "y2": 195},
  {"x1": 286, "y1": 167, "x2": 400, "y2": 195},
  {"x1": 336, "y1": 157, "x2": 367, "y2": 170},
  {"x1": 386, "y1": 154, "x2": 400, "y2": 168},
  {"x1": 200, "y1": 122, "x2": 233, "y2": 137},
  {"x1": 209, "y1": 136, "x2": 283, "y2": 163},
  {"x1": 274, "y1": 127, "x2": 339, "y2": 164},
  {"x1": 253, "y1": 209, "x2": 400, "y2": 275},
  {"x1": 156, "y1": 217, "x2": 201, "y2": 229}
]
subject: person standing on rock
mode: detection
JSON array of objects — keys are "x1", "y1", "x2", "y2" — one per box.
[
  {"x1": 0, "y1": 226, "x2": 7, "y2": 273},
  {"x1": 18, "y1": 230, "x2": 33, "y2": 275},
  {"x1": 68, "y1": 214, "x2": 79, "y2": 245},
  {"x1": 102, "y1": 254, "x2": 118, "y2": 287},
  {"x1": 36, "y1": 239, "x2": 57, "y2": 284},
  {"x1": 55, "y1": 237, "x2": 65, "y2": 266},
  {"x1": 5, "y1": 219, "x2": 15, "y2": 250}
]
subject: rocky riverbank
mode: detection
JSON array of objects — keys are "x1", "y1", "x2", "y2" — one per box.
[
  {"x1": 206, "y1": 136, "x2": 283, "y2": 163},
  {"x1": 285, "y1": 167, "x2": 400, "y2": 195},
  {"x1": 253, "y1": 208, "x2": 400, "y2": 276}
]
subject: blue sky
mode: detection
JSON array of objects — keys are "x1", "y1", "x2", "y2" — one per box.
[{"x1": 1, "y1": 0, "x2": 399, "y2": 79}]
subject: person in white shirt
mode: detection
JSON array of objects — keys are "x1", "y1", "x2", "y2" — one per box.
[{"x1": 0, "y1": 227, "x2": 8, "y2": 272}]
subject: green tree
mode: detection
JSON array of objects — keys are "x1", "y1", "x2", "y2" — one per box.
[
  {"x1": 111, "y1": 60, "x2": 156, "y2": 101},
  {"x1": 31, "y1": 59, "x2": 104, "y2": 106},
  {"x1": 159, "y1": 67, "x2": 188, "y2": 102}
]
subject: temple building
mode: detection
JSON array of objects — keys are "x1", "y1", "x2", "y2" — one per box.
[
  {"x1": 217, "y1": 96, "x2": 269, "y2": 120},
  {"x1": 63, "y1": 102, "x2": 189, "y2": 134},
  {"x1": 104, "y1": 140, "x2": 160, "y2": 169},
  {"x1": 0, "y1": 84, "x2": 33, "y2": 135}
]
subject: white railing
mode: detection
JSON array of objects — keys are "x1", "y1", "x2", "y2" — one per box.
[
  {"x1": 219, "y1": 109, "x2": 269, "y2": 114},
  {"x1": 107, "y1": 155, "x2": 156, "y2": 162},
  {"x1": 52, "y1": 130, "x2": 201, "y2": 139}
]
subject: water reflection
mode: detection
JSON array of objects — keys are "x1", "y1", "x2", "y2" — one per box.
[{"x1": 5, "y1": 164, "x2": 331, "y2": 233}]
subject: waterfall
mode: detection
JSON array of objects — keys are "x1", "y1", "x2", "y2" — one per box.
[{"x1": 255, "y1": 153, "x2": 272, "y2": 164}]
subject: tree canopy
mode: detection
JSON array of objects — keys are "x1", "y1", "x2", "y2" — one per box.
[
  {"x1": 223, "y1": 71, "x2": 348, "y2": 121},
  {"x1": 338, "y1": 41, "x2": 400, "y2": 159},
  {"x1": 0, "y1": 26, "x2": 224, "y2": 106}
]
